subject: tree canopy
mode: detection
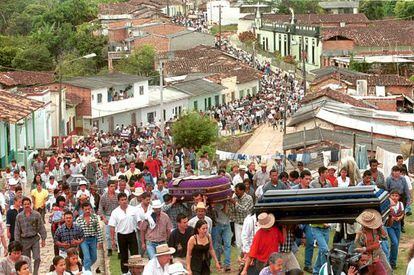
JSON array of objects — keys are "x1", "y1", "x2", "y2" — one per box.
[
  {"x1": 115, "y1": 45, "x2": 158, "y2": 77},
  {"x1": 172, "y1": 112, "x2": 218, "y2": 150}
]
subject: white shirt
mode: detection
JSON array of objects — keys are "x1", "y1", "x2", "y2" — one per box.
[
  {"x1": 407, "y1": 258, "x2": 414, "y2": 275},
  {"x1": 255, "y1": 185, "x2": 264, "y2": 199},
  {"x1": 337, "y1": 176, "x2": 350, "y2": 188},
  {"x1": 232, "y1": 173, "x2": 248, "y2": 185},
  {"x1": 76, "y1": 189, "x2": 91, "y2": 198},
  {"x1": 143, "y1": 257, "x2": 170, "y2": 275},
  {"x1": 188, "y1": 216, "x2": 213, "y2": 235},
  {"x1": 108, "y1": 205, "x2": 139, "y2": 234},
  {"x1": 109, "y1": 156, "x2": 118, "y2": 165},
  {"x1": 46, "y1": 181, "x2": 58, "y2": 192},
  {"x1": 241, "y1": 214, "x2": 258, "y2": 253}
]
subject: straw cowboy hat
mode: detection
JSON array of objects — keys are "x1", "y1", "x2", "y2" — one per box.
[
  {"x1": 257, "y1": 212, "x2": 275, "y2": 229},
  {"x1": 155, "y1": 244, "x2": 176, "y2": 257},
  {"x1": 195, "y1": 202, "x2": 206, "y2": 210},
  {"x1": 260, "y1": 162, "x2": 267, "y2": 167},
  {"x1": 356, "y1": 209, "x2": 383, "y2": 229},
  {"x1": 152, "y1": 200, "x2": 164, "y2": 209},
  {"x1": 79, "y1": 180, "x2": 87, "y2": 186},
  {"x1": 327, "y1": 166, "x2": 337, "y2": 171},
  {"x1": 239, "y1": 165, "x2": 248, "y2": 171},
  {"x1": 132, "y1": 187, "x2": 144, "y2": 197}
]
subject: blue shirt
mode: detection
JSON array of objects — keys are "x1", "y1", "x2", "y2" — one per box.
[
  {"x1": 152, "y1": 187, "x2": 169, "y2": 203},
  {"x1": 54, "y1": 223, "x2": 84, "y2": 251},
  {"x1": 385, "y1": 176, "x2": 411, "y2": 205}
]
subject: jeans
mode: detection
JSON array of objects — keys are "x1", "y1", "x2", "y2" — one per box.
[
  {"x1": 386, "y1": 222, "x2": 401, "y2": 267},
  {"x1": 381, "y1": 239, "x2": 390, "y2": 260},
  {"x1": 212, "y1": 223, "x2": 232, "y2": 267},
  {"x1": 105, "y1": 215, "x2": 112, "y2": 249},
  {"x1": 311, "y1": 227, "x2": 330, "y2": 275},
  {"x1": 80, "y1": 237, "x2": 97, "y2": 271},
  {"x1": 303, "y1": 224, "x2": 315, "y2": 268},
  {"x1": 146, "y1": 240, "x2": 165, "y2": 259}
]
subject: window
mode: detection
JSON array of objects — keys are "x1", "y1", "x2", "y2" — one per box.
[
  {"x1": 101, "y1": 117, "x2": 104, "y2": 123},
  {"x1": 139, "y1": 86, "x2": 144, "y2": 95},
  {"x1": 240, "y1": 90, "x2": 244, "y2": 99},
  {"x1": 312, "y1": 39, "x2": 316, "y2": 64},
  {"x1": 204, "y1": 98, "x2": 207, "y2": 110},
  {"x1": 252, "y1": 86, "x2": 257, "y2": 95},
  {"x1": 193, "y1": 100, "x2": 198, "y2": 110},
  {"x1": 97, "y1": 93, "x2": 102, "y2": 103},
  {"x1": 208, "y1": 97, "x2": 212, "y2": 109},
  {"x1": 91, "y1": 94, "x2": 94, "y2": 101}
]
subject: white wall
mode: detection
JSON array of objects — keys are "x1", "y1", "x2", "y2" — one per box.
[
  {"x1": 237, "y1": 19, "x2": 254, "y2": 34},
  {"x1": 235, "y1": 80, "x2": 260, "y2": 99},
  {"x1": 91, "y1": 80, "x2": 149, "y2": 118},
  {"x1": 92, "y1": 98, "x2": 188, "y2": 133},
  {"x1": 207, "y1": 1, "x2": 240, "y2": 25}
]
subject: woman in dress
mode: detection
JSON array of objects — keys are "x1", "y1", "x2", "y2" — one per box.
[{"x1": 186, "y1": 220, "x2": 221, "y2": 275}]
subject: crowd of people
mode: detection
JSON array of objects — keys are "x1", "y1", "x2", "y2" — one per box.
[
  {"x1": 0, "y1": 123, "x2": 413, "y2": 275},
  {"x1": 171, "y1": 14, "x2": 209, "y2": 33}
]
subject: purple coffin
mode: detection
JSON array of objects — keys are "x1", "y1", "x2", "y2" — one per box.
[{"x1": 167, "y1": 175, "x2": 233, "y2": 202}]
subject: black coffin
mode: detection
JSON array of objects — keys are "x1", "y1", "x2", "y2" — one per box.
[{"x1": 255, "y1": 186, "x2": 390, "y2": 224}]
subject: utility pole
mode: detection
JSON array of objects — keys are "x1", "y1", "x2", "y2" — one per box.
[
  {"x1": 159, "y1": 60, "x2": 165, "y2": 137},
  {"x1": 58, "y1": 62, "x2": 63, "y2": 148},
  {"x1": 301, "y1": 35, "x2": 307, "y2": 96},
  {"x1": 218, "y1": 3, "x2": 222, "y2": 48}
]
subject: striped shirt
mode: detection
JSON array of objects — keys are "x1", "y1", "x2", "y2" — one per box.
[
  {"x1": 98, "y1": 192, "x2": 119, "y2": 217},
  {"x1": 75, "y1": 214, "x2": 103, "y2": 243}
]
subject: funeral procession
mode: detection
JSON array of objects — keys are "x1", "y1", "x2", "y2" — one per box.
[{"x1": 1, "y1": 0, "x2": 414, "y2": 275}]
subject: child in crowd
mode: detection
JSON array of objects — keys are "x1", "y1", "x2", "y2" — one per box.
[{"x1": 386, "y1": 189, "x2": 405, "y2": 269}]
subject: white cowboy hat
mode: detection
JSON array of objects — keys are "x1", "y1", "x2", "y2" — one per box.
[
  {"x1": 152, "y1": 200, "x2": 164, "y2": 209},
  {"x1": 257, "y1": 212, "x2": 275, "y2": 229},
  {"x1": 155, "y1": 244, "x2": 176, "y2": 256},
  {"x1": 239, "y1": 165, "x2": 247, "y2": 171},
  {"x1": 132, "y1": 187, "x2": 144, "y2": 197},
  {"x1": 79, "y1": 180, "x2": 87, "y2": 186}
]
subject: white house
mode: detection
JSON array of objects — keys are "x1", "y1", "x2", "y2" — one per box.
[
  {"x1": 0, "y1": 90, "x2": 45, "y2": 169},
  {"x1": 63, "y1": 73, "x2": 190, "y2": 133}
]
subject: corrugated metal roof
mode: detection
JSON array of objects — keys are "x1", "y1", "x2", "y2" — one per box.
[
  {"x1": 283, "y1": 127, "x2": 403, "y2": 153},
  {"x1": 170, "y1": 78, "x2": 225, "y2": 96},
  {"x1": 63, "y1": 73, "x2": 149, "y2": 89}
]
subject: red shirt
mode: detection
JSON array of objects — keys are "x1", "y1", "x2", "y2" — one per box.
[
  {"x1": 249, "y1": 226, "x2": 283, "y2": 263},
  {"x1": 326, "y1": 175, "x2": 337, "y2": 187},
  {"x1": 144, "y1": 159, "x2": 160, "y2": 178}
]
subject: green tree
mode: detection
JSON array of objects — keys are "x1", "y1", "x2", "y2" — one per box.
[
  {"x1": 359, "y1": 0, "x2": 396, "y2": 20},
  {"x1": 276, "y1": 0, "x2": 323, "y2": 14},
  {"x1": 12, "y1": 44, "x2": 54, "y2": 71},
  {"x1": 58, "y1": 52, "x2": 98, "y2": 78},
  {"x1": 172, "y1": 112, "x2": 218, "y2": 150},
  {"x1": 349, "y1": 57, "x2": 372, "y2": 73},
  {"x1": 0, "y1": 46, "x2": 21, "y2": 70},
  {"x1": 394, "y1": 0, "x2": 414, "y2": 19},
  {"x1": 115, "y1": 45, "x2": 158, "y2": 77}
]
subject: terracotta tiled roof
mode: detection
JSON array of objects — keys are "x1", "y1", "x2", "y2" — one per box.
[
  {"x1": 141, "y1": 23, "x2": 187, "y2": 36},
  {"x1": 0, "y1": 90, "x2": 44, "y2": 123},
  {"x1": 338, "y1": 73, "x2": 414, "y2": 87},
  {"x1": 134, "y1": 35, "x2": 170, "y2": 52},
  {"x1": 242, "y1": 13, "x2": 369, "y2": 25},
  {"x1": 302, "y1": 87, "x2": 373, "y2": 108},
  {"x1": 108, "y1": 18, "x2": 157, "y2": 29},
  {"x1": 0, "y1": 71, "x2": 54, "y2": 87},
  {"x1": 164, "y1": 46, "x2": 261, "y2": 84},
  {"x1": 66, "y1": 93, "x2": 83, "y2": 106},
  {"x1": 99, "y1": 0, "x2": 182, "y2": 15},
  {"x1": 322, "y1": 20, "x2": 414, "y2": 47}
]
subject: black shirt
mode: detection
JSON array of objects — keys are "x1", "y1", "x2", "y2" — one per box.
[
  {"x1": 6, "y1": 208, "x2": 21, "y2": 242},
  {"x1": 168, "y1": 227, "x2": 193, "y2": 258}
]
